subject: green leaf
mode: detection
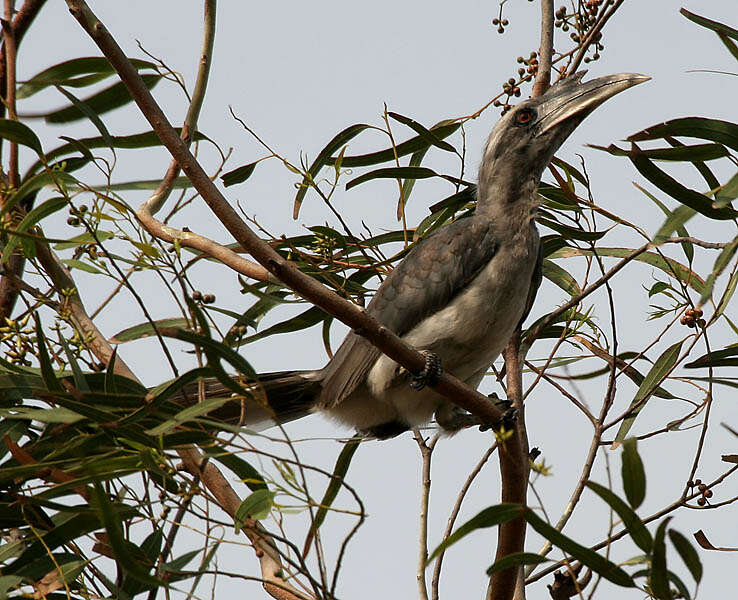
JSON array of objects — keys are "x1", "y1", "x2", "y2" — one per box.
[
  {"x1": 54, "y1": 85, "x2": 115, "y2": 154},
  {"x1": 621, "y1": 438, "x2": 647, "y2": 509},
  {"x1": 0, "y1": 407, "x2": 83, "y2": 423},
  {"x1": 652, "y1": 205, "x2": 697, "y2": 243},
  {"x1": 162, "y1": 549, "x2": 200, "y2": 572},
  {"x1": 628, "y1": 146, "x2": 736, "y2": 220},
  {"x1": 614, "y1": 340, "x2": 683, "y2": 444},
  {"x1": 346, "y1": 166, "x2": 438, "y2": 191},
  {"x1": 303, "y1": 436, "x2": 361, "y2": 557},
  {"x1": 524, "y1": 508, "x2": 635, "y2": 587},
  {"x1": 592, "y1": 142, "x2": 730, "y2": 162},
  {"x1": 58, "y1": 332, "x2": 90, "y2": 392},
  {"x1": 293, "y1": 123, "x2": 371, "y2": 218},
  {"x1": 537, "y1": 216, "x2": 607, "y2": 242},
  {"x1": 91, "y1": 482, "x2": 165, "y2": 588},
  {"x1": 427, "y1": 504, "x2": 522, "y2": 562},
  {"x1": 206, "y1": 449, "x2": 267, "y2": 491},
  {"x1": 1, "y1": 197, "x2": 67, "y2": 264},
  {"x1": 109, "y1": 318, "x2": 190, "y2": 344},
  {"x1": 332, "y1": 121, "x2": 461, "y2": 169},
  {"x1": 0, "y1": 119, "x2": 43, "y2": 155},
  {"x1": 633, "y1": 182, "x2": 694, "y2": 263},
  {"x1": 685, "y1": 344, "x2": 738, "y2": 368},
  {"x1": 699, "y1": 237, "x2": 738, "y2": 306},
  {"x1": 486, "y1": 552, "x2": 548, "y2": 576},
  {"x1": 61, "y1": 258, "x2": 105, "y2": 275},
  {"x1": 387, "y1": 112, "x2": 456, "y2": 152},
  {"x1": 156, "y1": 326, "x2": 257, "y2": 380},
  {"x1": 239, "y1": 306, "x2": 327, "y2": 345},
  {"x1": 145, "y1": 397, "x2": 231, "y2": 436},
  {"x1": 668, "y1": 529, "x2": 702, "y2": 583},
  {"x1": 587, "y1": 481, "x2": 652, "y2": 553},
  {"x1": 27, "y1": 128, "x2": 206, "y2": 178},
  {"x1": 650, "y1": 518, "x2": 672, "y2": 600},
  {"x1": 550, "y1": 247, "x2": 705, "y2": 294},
  {"x1": 628, "y1": 117, "x2": 738, "y2": 153},
  {"x1": 234, "y1": 489, "x2": 276, "y2": 529},
  {"x1": 542, "y1": 259, "x2": 581, "y2": 296},
  {"x1": 221, "y1": 161, "x2": 257, "y2": 187},
  {"x1": 680, "y1": 9, "x2": 738, "y2": 42},
  {"x1": 33, "y1": 314, "x2": 63, "y2": 393},
  {"x1": 43, "y1": 74, "x2": 162, "y2": 124},
  {"x1": 18, "y1": 56, "x2": 157, "y2": 98},
  {"x1": 53, "y1": 230, "x2": 114, "y2": 251}
]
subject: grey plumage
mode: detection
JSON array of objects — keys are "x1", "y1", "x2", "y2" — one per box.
[{"x1": 179, "y1": 72, "x2": 648, "y2": 438}]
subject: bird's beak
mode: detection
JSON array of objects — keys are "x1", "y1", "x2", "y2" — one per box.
[{"x1": 535, "y1": 72, "x2": 650, "y2": 136}]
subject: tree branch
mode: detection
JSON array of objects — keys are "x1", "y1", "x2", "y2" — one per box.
[{"x1": 64, "y1": 0, "x2": 506, "y2": 429}]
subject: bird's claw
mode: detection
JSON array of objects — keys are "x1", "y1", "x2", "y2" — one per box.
[
  {"x1": 478, "y1": 400, "x2": 517, "y2": 432},
  {"x1": 410, "y1": 351, "x2": 443, "y2": 390}
]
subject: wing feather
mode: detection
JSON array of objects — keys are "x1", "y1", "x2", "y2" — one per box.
[{"x1": 319, "y1": 216, "x2": 499, "y2": 407}]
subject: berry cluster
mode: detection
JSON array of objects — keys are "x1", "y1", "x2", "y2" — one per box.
[
  {"x1": 688, "y1": 479, "x2": 713, "y2": 506},
  {"x1": 680, "y1": 307, "x2": 705, "y2": 329},
  {"x1": 66, "y1": 203, "x2": 88, "y2": 227},
  {"x1": 192, "y1": 290, "x2": 216, "y2": 304},
  {"x1": 554, "y1": 2, "x2": 607, "y2": 64},
  {"x1": 491, "y1": 16, "x2": 509, "y2": 34}
]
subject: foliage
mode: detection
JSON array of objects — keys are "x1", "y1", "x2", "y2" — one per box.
[{"x1": 0, "y1": 3, "x2": 736, "y2": 600}]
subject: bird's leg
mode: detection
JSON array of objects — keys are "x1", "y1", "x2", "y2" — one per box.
[
  {"x1": 409, "y1": 350, "x2": 443, "y2": 390},
  {"x1": 477, "y1": 392, "x2": 518, "y2": 432}
]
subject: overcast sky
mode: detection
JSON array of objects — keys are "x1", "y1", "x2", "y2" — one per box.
[{"x1": 19, "y1": 1, "x2": 738, "y2": 599}]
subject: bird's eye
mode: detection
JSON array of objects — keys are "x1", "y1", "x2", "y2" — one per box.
[{"x1": 514, "y1": 109, "x2": 534, "y2": 126}]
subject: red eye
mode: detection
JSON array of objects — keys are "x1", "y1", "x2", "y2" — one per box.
[{"x1": 515, "y1": 109, "x2": 533, "y2": 125}]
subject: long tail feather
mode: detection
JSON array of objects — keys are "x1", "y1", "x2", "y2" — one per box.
[{"x1": 174, "y1": 370, "x2": 322, "y2": 430}]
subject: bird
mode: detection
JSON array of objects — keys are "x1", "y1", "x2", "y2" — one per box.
[{"x1": 181, "y1": 72, "x2": 648, "y2": 439}]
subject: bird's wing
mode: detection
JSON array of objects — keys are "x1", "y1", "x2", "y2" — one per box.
[{"x1": 319, "y1": 217, "x2": 499, "y2": 407}]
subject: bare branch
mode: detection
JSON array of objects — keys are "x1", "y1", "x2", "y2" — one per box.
[
  {"x1": 531, "y1": 0, "x2": 553, "y2": 97},
  {"x1": 64, "y1": 0, "x2": 507, "y2": 430}
]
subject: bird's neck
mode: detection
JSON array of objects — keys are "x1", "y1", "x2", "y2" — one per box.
[{"x1": 475, "y1": 173, "x2": 540, "y2": 228}]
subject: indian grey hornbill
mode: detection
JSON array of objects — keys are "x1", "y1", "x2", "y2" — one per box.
[{"x1": 185, "y1": 72, "x2": 648, "y2": 438}]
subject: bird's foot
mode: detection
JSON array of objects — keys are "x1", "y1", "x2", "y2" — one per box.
[
  {"x1": 478, "y1": 393, "x2": 517, "y2": 432},
  {"x1": 410, "y1": 351, "x2": 443, "y2": 391}
]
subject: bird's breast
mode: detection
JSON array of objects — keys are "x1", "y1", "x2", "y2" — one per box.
[{"x1": 369, "y1": 223, "x2": 540, "y2": 393}]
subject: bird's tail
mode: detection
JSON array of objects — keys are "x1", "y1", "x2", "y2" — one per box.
[{"x1": 174, "y1": 370, "x2": 322, "y2": 430}]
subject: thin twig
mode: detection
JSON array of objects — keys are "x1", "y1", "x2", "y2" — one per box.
[
  {"x1": 432, "y1": 442, "x2": 497, "y2": 600},
  {"x1": 568, "y1": 0, "x2": 625, "y2": 74},
  {"x1": 65, "y1": 0, "x2": 507, "y2": 432},
  {"x1": 414, "y1": 430, "x2": 438, "y2": 600}
]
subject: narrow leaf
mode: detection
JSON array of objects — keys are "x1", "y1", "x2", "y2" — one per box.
[
  {"x1": 109, "y1": 318, "x2": 190, "y2": 344},
  {"x1": 0, "y1": 119, "x2": 43, "y2": 155},
  {"x1": 681, "y1": 9, "x2": 738, "y2": 42},
  {"x1": 524, "y1": 508, "x2": 635, "y2": 587},
  {"x1": 628, "y1": 117, "x2": 738, "y2": 152},
  {"x1": 427, "y1": 504, "x2": 522, "y2": 562},
  {"x1": 668, "y1": 529, "x2": 703, "y2": 583},
  {"x1": 293, "y1": 123, "x2": 371, "y2": 218},
  {"x1": 614, "y1": 341, "x2": 683, "y2": 444},
  {"x1": 234, "y1": 489, "x2": 276, "y2": 530},
  {"x1": 345, "y1": 166, "x2": 437, "y2": 191},
  {"x1": 221, "y1": 161, "x2": 257, "y2": 187},
  {"x1": 303, "y1": 436, "x2": 361, "y2": 557},
  {"x1": 587, "y1": 481, "x2": 651, "y2": 553},
  {"x1": 621, "y1": 438, "x2": 647, "y2": 509},
  {"x1": 650, "y1": 518, "x2": 672, "y2": 600},
  {"x1": 486, "y1": 552, "x2": 548, "y2": 576},
  {"x1": 387, "y1": 112, "x2": 456, "y2": 152},
  {"x1": 43, "y1": 74, "x2": 161, "y2": 124}
]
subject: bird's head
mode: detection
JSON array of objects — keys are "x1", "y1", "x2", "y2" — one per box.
[{"x1": 478, "y1": 72, "x2": 649, "y2": 211}]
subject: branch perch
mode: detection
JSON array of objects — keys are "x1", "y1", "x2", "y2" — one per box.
[{"x1": 64, "y1": 0, "x2": 506, "y2": 431}]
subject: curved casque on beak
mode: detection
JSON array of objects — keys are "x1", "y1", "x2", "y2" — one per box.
[{"x1": 535, "y1": 72, "x2": 650, "y2": 136}]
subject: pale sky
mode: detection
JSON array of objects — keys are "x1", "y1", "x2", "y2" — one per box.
[{"x1": 18, "y1": 1, "x2": 738, "y2": 599}]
